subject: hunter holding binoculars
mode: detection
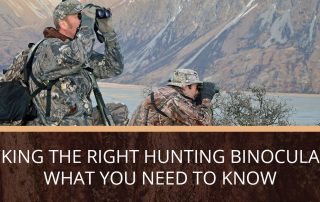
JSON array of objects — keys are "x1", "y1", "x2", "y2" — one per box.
[
  {"x1": 129, "y1": 69, "x2": 219, "y2": 126},
  {"x1": 27, "y1": 0, "x2": 124, "y2": 125}
]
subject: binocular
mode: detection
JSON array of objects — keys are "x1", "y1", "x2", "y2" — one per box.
[
  {"x1": 197, "y1": 82, "x2": 220, "y2": 94},
  {"x1": 96, "y1": 7, "x2": 112, "y2": 19}
]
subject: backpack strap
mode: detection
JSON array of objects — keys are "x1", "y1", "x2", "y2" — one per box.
[
  {"x1": 150, "y1": 92, "x2": 169, "y2": 118},
  {"x1": 23, "y1": 39, "x2": 45, "y2": 83},
  {"x1": 24, "y1": 39, "x2": 58, "y2": 117}
]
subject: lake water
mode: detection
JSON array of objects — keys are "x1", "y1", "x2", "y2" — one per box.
[
  {"x1": 270, "y1": 93, "x2": 320, "y2": 125},
  {"x1": 94, "y1": 83, "x2": 320, "y2": 126}
]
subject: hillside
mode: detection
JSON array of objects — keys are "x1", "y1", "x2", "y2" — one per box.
[{"x1": 1, "y1": 0, "x2": 319, "y2": 93}]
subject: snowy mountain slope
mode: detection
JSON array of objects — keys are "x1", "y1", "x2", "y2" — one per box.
[{"x1": 1, "y1": 0, "x2": 319, "y2": 93}]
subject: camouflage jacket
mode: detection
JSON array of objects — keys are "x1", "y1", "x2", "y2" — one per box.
[
  {"x1": 28, "y1": 25, "x2": 123, "y2": 126},
  {"x1": 129, "y1": 86, "x2": 213, "y2": 126}
]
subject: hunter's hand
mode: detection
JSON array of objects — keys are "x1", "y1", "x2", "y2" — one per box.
[
  {"x1": 96, "y1": 17, "x2": 114, "y2": 33},
  {"x1": 81, "y1": 4, "x2": 97, "y2": 20},
  {"x1": 79, "y1": 4, "x2": 97, "y2": 32},
  {"x1": 95, "y1": 7, "x2": 113, "y2": 33}
]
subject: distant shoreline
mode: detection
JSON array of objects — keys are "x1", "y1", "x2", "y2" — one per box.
[
  {"x1": 97, "y1": 82, "x2": 146, "y2": 89},
  {"x1": 0, "y1": 76, "x2": 318, "y2": 97},
  {"x1": 99, "y1": 82, "x2": 320, "y2": 97}
]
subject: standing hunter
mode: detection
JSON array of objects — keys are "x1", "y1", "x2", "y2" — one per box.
[
  {"x1": 129, "y1": 69, "x2": 218, "y2": 126},
  {"x1": 28, "y1": 0, "x2": 123, "y2": 125}
]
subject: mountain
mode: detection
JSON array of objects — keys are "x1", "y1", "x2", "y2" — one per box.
[{"x1": 1, "y1": 0, "x2": 320, "y2": 93}]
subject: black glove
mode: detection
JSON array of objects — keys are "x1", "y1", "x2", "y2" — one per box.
[
  {"x1": 195, "y1": 82, "x2": 219, "y2": 105},
  {"x1": 201, "y1": 82, "x2": 219, "y2": 100}
]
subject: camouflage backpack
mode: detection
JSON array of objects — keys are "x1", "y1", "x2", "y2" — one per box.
[
  {"x1": 92, "y1": 102, "x2": 129, "y2": 126},
  {"x1": 0, "y1": 40, "x2": 58, "y2": 125},
  {"x1": 2, "y1": 46, "x2": 31, "y2": 82}
]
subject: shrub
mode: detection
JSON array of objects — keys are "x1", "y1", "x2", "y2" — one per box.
[{"x1": 212, "y1": 87, "x2": 294, "y2": 126}]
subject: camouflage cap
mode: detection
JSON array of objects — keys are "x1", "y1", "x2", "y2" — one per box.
[
  {"x1": 167, "y1": 68, "x2": 203, "y2": 87},
  {"x1": 53, "y1": 0, "x2": 85, "y2": 25}
]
